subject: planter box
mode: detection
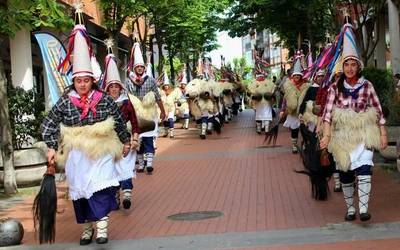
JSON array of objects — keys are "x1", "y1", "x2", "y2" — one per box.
[
  {"x1": 379, "y1": 126, "x2": 400, "y2": 162},
  {"x1": 0, "y1": 147, "x2": 47, "y2": 187}
]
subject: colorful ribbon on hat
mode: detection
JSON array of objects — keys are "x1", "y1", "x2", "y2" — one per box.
[{"x1": 57, "y1": 26, "x2": 93, "y2": 76}]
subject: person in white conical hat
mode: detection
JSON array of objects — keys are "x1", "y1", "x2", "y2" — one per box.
[
  {"x1": 280, "y1": 50, "x2": 310, "y2": 153},
  {"x1": 44, "y1": 5, "x2": 131, "y2": 245},
  {"x1": 296, "y1": 67, "x2": 336, "y2": 201},
  {"x1": 176, "y1": 67, "x2": 190, "y2": 129},
  {"x1": 125, "y1": 40, "x2": 166, "y2": 174},
  {"x1": 320, "y1": 19, "x2": 387, "y2": 222},
  {"x1": 160, "y1": 70, "x2": 176, "y2": 138},
  {"x1": 102, "y1": 39, "x2": 140, "y2": 211}
]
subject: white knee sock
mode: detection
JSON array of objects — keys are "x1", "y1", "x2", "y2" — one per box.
[
  {"x1": 137, "y1": 154, "x2": 145, "y2": 170},
  {"x1": 96, "y1": 216, "x2": 109, "y2": 239},
  {"x1": 333, "y1": 173, "x2": 341, "y2": 189},
  {"x1": 358, "y1": 175, "x2": 372, "y2": 214},
  {"x1": 81, "y1": 222, "x2": 93, "y2": 239},
  {"x1": 342, "y1": 182, "x2": 356, "y2": 215},
  {"x1": 146, "y1": 153, "x2": 154, "y2": 168}
]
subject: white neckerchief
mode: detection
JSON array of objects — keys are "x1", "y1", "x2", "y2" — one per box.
[
  {"x1": 312, "y1": 83, "x2": 320, "y2": 88},
  {"x1": 344, "y1": 77, "x2": 365, "y2": 90},
  {"x1": 68, "y1": 89, "x2": 95, "y2": 99},
  {"x1": 114, "y1": 93, "x2": 128, "y2": 104},
  {"x1": 129, "y1": 71, "x2": 148, "y2": 84}
]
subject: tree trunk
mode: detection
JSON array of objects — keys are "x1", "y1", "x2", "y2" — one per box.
[
  {"x1": 186, "y1": 61, "x2": 191, "y2": 83},
  {"x1": 169, "y1": 51, "x2": 175, "y2": 84},
  {"x1": 157, "y1": 42, "x2": 164, "y2": 76},
  {"x1": 0, "y1": 58, "x2": 17, "y2": 195}
]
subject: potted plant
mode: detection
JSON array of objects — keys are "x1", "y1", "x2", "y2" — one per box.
[{"x1": 0, "y1": 86, "x2": 47, "y2": 187}]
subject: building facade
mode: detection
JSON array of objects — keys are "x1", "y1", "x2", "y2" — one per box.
[{"x1": 241, "y1": 29, "x2": 289, "y2": 77}]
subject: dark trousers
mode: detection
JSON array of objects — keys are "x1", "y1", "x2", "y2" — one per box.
[
  {"x1": 339, "y1": 165, "x2": 372, "y2": 184},
  {"x1": 291, "y1": 128, "x2": 299, "y2": 139},
  {"x1": 138, "y1": 136, "x2": 155, "y2": 154}
]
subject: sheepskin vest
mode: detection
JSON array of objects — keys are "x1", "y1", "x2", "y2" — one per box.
[
  {"x1": 328, "y1": 107, "x2": 381, "y2": 172},
  {"x1": 128, "y1": 92, "x2": 158, "y2": 121},
  {"x1": 283, "y1": 79, "x2": 309, "y2": 115},
  {"x1": 56, "y1": 118, "x2": 122, "y2": 168},
  {"x1": 302, "y1": 100, "x2": 318, "y2": 126}
]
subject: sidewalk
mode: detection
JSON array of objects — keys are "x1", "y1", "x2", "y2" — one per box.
[{"x1": 2, "y1": 109, "x2": 400, "y2": 249}]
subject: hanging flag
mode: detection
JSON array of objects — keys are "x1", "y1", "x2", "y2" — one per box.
[{"x1": 34, "y1": 32, "x2": 71, "y2": 106}]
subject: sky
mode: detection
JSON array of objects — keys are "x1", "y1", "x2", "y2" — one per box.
[{"x1": 209, "y1": 31, "x2": 243, "y2": 69}]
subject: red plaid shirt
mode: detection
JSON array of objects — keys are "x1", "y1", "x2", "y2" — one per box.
[
  {"x1": 315, "y1": 86, "x2": 329, "y2": 117},
  {"x1": 323, "y1": 78, "x2": 385, "y2": 125}
]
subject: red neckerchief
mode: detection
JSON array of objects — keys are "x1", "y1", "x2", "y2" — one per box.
[
  {"x1": 346, "y1": 76, "x2": 359, "y2": 85},
  {"x1": 129, "y1": 73, "x2": 144, "y2": 86},
  {"x1": 256, "y1": 76, "x2": 265, "y2": 81},
  {"x1": 69, "y1": 90, "x2": 103, "y2": 120},
  {"x1": 290, "y1": 77, "x2": 304, "y2": 90}
]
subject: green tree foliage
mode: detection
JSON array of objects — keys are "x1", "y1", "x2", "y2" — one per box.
[
  {"x1": 0, "y1": 0, "x2": 73, "y2": 37},
  {"x1": 222, "y1": 0, "x2": 332, "y2": 51},
  {"x1": 222, "y1": 0, "x2": 386, "y2": 63}
]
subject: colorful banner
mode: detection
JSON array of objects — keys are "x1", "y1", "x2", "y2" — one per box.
[{"x1": 34, "y1": 32, "x2": 71, "y2": 106}]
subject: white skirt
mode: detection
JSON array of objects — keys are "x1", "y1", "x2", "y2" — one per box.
[
  {"x1": 255, "y1": 104, "x2": 273, "y2": 121},
  {"x1": 283, "y1": 114, "x2": 300, "y2": 129},
  {"x1": 66, "y1": 149, "x2": 134, "y2": 200},
  {"x1": 167, "y1": 110, "x2": 175, "y2": 120},
  {"x1": 115, "y1": 151, "x2": 137, "y2": 181},
  {"x1": 349, "y1": 143, "x2": 374, "y2": 170},
  {"x1": 140, "y1": 117, "x2": 159, "y2": 138}
]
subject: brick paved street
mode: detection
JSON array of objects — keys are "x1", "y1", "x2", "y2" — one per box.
[{"x1": 2, "y1": 109, "x2": 400, "y2": 249}]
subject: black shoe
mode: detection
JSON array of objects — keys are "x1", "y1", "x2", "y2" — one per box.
[
  {"x1": 96, "y1": 237, "x2": 108, "y2": 244},
  {"x1": 146, "y1": 166, "x2": 154, "y2": 174},
  {"x1": 360, "y1": 212, "x2": 371, "y2": 222},
  {"x1": 344, "y1": 212, "x2": 356, "y2": 221},
  {"x1": 137, "y1": 168, "x2": 144, "y2": 173},
  {"x1": 206, "y1": 130, "x2": 212, "y2": 135},
  {"x1": 200, "y1": 134, "x2": 206, "y2": 139},
  {"x1": 79, "y1": 229, "x2": 94, "y2": 245},
  {"x1": 123, "y1": 199, "x2": 131, "y2": 209}
]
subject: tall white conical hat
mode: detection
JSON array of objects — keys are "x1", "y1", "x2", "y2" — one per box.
[
  {"x1": 72, "y1": 25, "x2": 94, "y2": 79},
  {"x1": 58, "y1": 4, "x2": 94, "y2": 79},
  {"x1": 127, "y1": 42, "x2": 145, "y2": 74},
  {"x1": 292, "y1": 51, "x2": 303, "y2": 76},
  {"x1": 162, "y1": 70, "x2": 170, "y2": 86},
  {"x1": 101, "y1": 39, "x2": 123, "y2": 91},
  {"x1": 132, "y1": 42, "x2": 145, "y2": 68},
  {"x1": 342, "y1": 23, "x2": 363, "y2": 69},
  {"x1": 180, "y1": 69, "x2": 188, "y2": 84}
]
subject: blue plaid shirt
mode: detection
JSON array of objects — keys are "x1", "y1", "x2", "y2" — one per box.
[
  {"x1": 42, "y1": 91, "x2": 130, "y2": 150},
  {"x1": 125, "y1": 76, "x2": 161, "y2": 101}
]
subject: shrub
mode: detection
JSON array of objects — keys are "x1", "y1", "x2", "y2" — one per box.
[
  {"x1": 7, "y1": 86, "x2": 46, "y2": 149},
  {"x1": 362, "y1": 67, "x2": 400, "y2": 125}
]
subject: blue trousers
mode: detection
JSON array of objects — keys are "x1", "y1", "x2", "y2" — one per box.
[
  {"x1": 119, "y1": 179, "x2": 133, "y2": 190},
  {"x1": 138, "y1": 136, "x2": 155, "y2": 154},
  {"x1": 339, "y1": 165, "x2": 372, "y2": 184},
  {"x1": 73, "y1": 187, "x2": 118, "y2": 223},
  {"x1": 163, "y1": 118, "x2": 174, "y2": 128}
]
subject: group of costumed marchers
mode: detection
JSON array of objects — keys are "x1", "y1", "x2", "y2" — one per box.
[
  {"x1": 38, "y1": 7, "x2": 143, "y2": 245},
  {"x1": 286, "y1": 15, "x2": 388, "y2": 224},
  {"x1": 185, "y1": 57, "x2": 236, "y2": 139},
  {"x1": 35, "y1": 6, "x2": 167, "y2": 245},
  {"x1": 247, "y1": 50, "x2": 280, "y2": 145}
]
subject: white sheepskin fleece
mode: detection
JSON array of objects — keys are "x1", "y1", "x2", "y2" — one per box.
[
  {"x1": 328, "y1": 107, "x2": 381, "y2": 171},
  {"x1": 56, "y1": 118, "x2": 122, "y2": 167}
]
